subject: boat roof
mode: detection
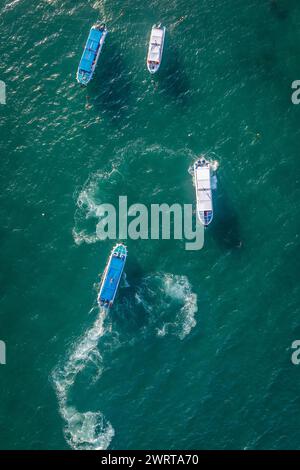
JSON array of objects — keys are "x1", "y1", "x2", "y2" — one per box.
[
  {"x1": 148, "y1": 27, "x2": 164, "y2": 62},
  {"x1": 78, "y1": 27, "x2": 103, "y2": 74},
  {"x1": 99, "y1": 245, "x2": 127, "y2": 302},
  {"x1": 152, "y1": 28, "x2": 164, "y2": 40},
  {"x1": 148, "y1": 46, "x2": 160, "y2": 62},
  {"x1": 150, "y1": 31, "x2": 163, "y2": 45},
  {"x1": 195, "y1": 166, "x2": 212, "y2": 211},
  {"x1": 100, "y1": 256, "x2": 124, "y2": 302}
]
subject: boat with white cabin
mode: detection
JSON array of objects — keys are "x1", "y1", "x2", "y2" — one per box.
[
  {"x1": 193, "y1": 156, "x2": 218, "y2": 227},
  {"x1": 147, "y1": 24, "x2": 166, "y2": 74}
]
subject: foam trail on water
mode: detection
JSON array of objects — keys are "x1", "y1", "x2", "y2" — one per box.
[
  {"x1": 2, "y1": 0, "x2": 22, "y2": 13},
  {"x1": 136, "y1": 273, "x2": 198, "y2": 340},
  {"x1": 52, "y1": 308, "x2": 114, "y2": 450},
  {"x1": 123, "y1": 272, "x2": 130, "y2": 288},
  {"x1": 72, "y1": 228, "x2": 99, "y2": 246},
  {"x1": 162, "y1": 274, "x2": 197, "y2": 340},
  {"x1": 73, "y1": 166, "x2": 121, "y2": 246}
]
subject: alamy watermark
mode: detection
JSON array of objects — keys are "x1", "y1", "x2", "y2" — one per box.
[
  {"x1": 0, "y1": 80, "x2": 6, "y2": 105},
  {"x1": 291, "y1": 81, "x2": 300, "y2": 105},
  {"x1": 94, "y1": 196, "x2": 204, "y2": 250},
  {"x1": 291, "y1": 340, "x2": 300, "y2": 365},
  {"x1": 0, "y1": 340, "x2": 6, "y2": 365}
]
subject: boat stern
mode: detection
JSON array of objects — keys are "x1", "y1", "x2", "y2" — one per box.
[
  {"x1": 147, "y1": 61, "x2": 160, "y2": 74},
  {"x1": 76, "y1": 69, "x2": 91, "y2": 85},
  {"x1": 198, "y1": 210, "x2": 213, "y2": 227}
]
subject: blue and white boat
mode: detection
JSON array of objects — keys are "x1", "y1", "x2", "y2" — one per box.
[
  {"x1": 194, "y1": 157, "x2": 217, "y2": 227},
  {"x1": 76, "y1": 23, "x2": 108, "y2": 85},
  {"x1": 98, "y1": 244, "x2": 127, "y2": 309}
]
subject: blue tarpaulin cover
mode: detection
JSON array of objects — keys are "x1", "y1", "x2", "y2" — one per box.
[
  {"x1": 78, "y1": 28, "x2": 103, "y2": 73},
  {"x1": 100, "y1": 256, "x2": 125, "y2": 302}
]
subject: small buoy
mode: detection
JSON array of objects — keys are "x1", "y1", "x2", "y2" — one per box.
[{"x1": 42, "y1": 213, "x2": 45, "y2": 217}]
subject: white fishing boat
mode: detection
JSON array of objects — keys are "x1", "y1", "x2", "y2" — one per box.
[
  {"x1": 194, "y1": 156, "x2": 218, "y2": 227},
  {"x1": 147, "y1": 24, "x2": 166, "y2": 74}
]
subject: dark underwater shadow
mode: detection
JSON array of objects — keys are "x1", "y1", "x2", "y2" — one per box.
[
  {"x1": 269, "y1": 0, "x2": 288, "y2": 21},
  {"x1": 211, "y1": 180, "x2": 243, "y2": 250},
  {"x1": 156, "y1": 39, "x2": 191, "y2": 108},
  {"x1": 111, "y1": 251, "x2": 149, "y2": 330},
  {"x1": 87, "y1": 43, "x2": 132, "y2": 123}
]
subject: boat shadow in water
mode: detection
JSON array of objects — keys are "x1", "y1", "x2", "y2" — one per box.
[
  {"x1": 269, "y1": 0, "x2": 288, "y2": 20},
  {"x1": 88, "y1": 44, "x2": 132, "y2": 123},
  {"x1": 157, "y1": 43, "x2": 191, "y2": 107},
  {"x1": 211, "y1": 182, "x2": 243, "y2": 250},
  {"x1": 112, "y1": 256, "x2": 151, "y2": 331}
]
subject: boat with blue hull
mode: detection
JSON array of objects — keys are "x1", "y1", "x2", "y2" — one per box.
[
  {"x1": 98, "y1": 244, "x2": 127, "y2": 309},
  {"x1": 76, "y1": 22, "x2": 108, "y2": 85}
]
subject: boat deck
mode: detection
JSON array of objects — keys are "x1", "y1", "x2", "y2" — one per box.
[
  {"x1": 99, "y1": 245, "x2": 127, "y2": 304},
  {"x1": 148, "y1": 28, "x2": 164, "y2": 63},
  {"x1": 79, "y1": 28, "x2": 103, "y2": 74},
  {"x1": 195, "y1": 166, "x2": 212, "y2": 212},
  {"x1": 100, "y1": 256, "x2": 124, "y2": 302}
]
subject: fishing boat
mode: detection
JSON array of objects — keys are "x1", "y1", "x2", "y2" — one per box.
[
  {"x1": 76, "y1": 22, "x2": 108, "y2": 85},
  {"x1": 194, "y1": 156, "x2": 218, "y2": 227},
  {"x1": 98, "y1": 244, "x2": 127, "y2": 309},
  {"x1": 147, "y1": 24, "x2": 166, "y2": 74}
]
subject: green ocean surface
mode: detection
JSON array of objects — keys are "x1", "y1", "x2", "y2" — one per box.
[{"x1": 1, "y1": 0, "x2": 300, "y2": 450}]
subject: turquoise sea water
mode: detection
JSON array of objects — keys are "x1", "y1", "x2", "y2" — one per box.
[{"x1": 1, "y1": 0, "x2": 300, "y2": 450}]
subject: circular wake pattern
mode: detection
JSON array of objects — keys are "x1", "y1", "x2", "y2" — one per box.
[
  {"x1": 52, "y1": 308, "x2": 114, "y2": 450},
  {"x1": 135, "y1": 273, "x2": 198, "y2": 340},
  {"x1": 73, "y1": 164, "x2": 122, "y2": 245},
  {"x1": 52, "y1": 272, "x2": 197, "y2": 450},
  {"x1": 72, "y1": 142, "x2": 193, "y2": 246}
]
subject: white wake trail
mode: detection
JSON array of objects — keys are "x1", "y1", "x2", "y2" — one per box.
[{"x1": 52, "y1": 308, "x2": 114, "y2": 450}]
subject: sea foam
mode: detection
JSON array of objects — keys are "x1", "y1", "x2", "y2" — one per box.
[
  {"x1": 52, "y1": 308, "x2": 114, "y2": 450},
  {"x1": 136, "y1": 273, "x2": 198, "y2": 340}
]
